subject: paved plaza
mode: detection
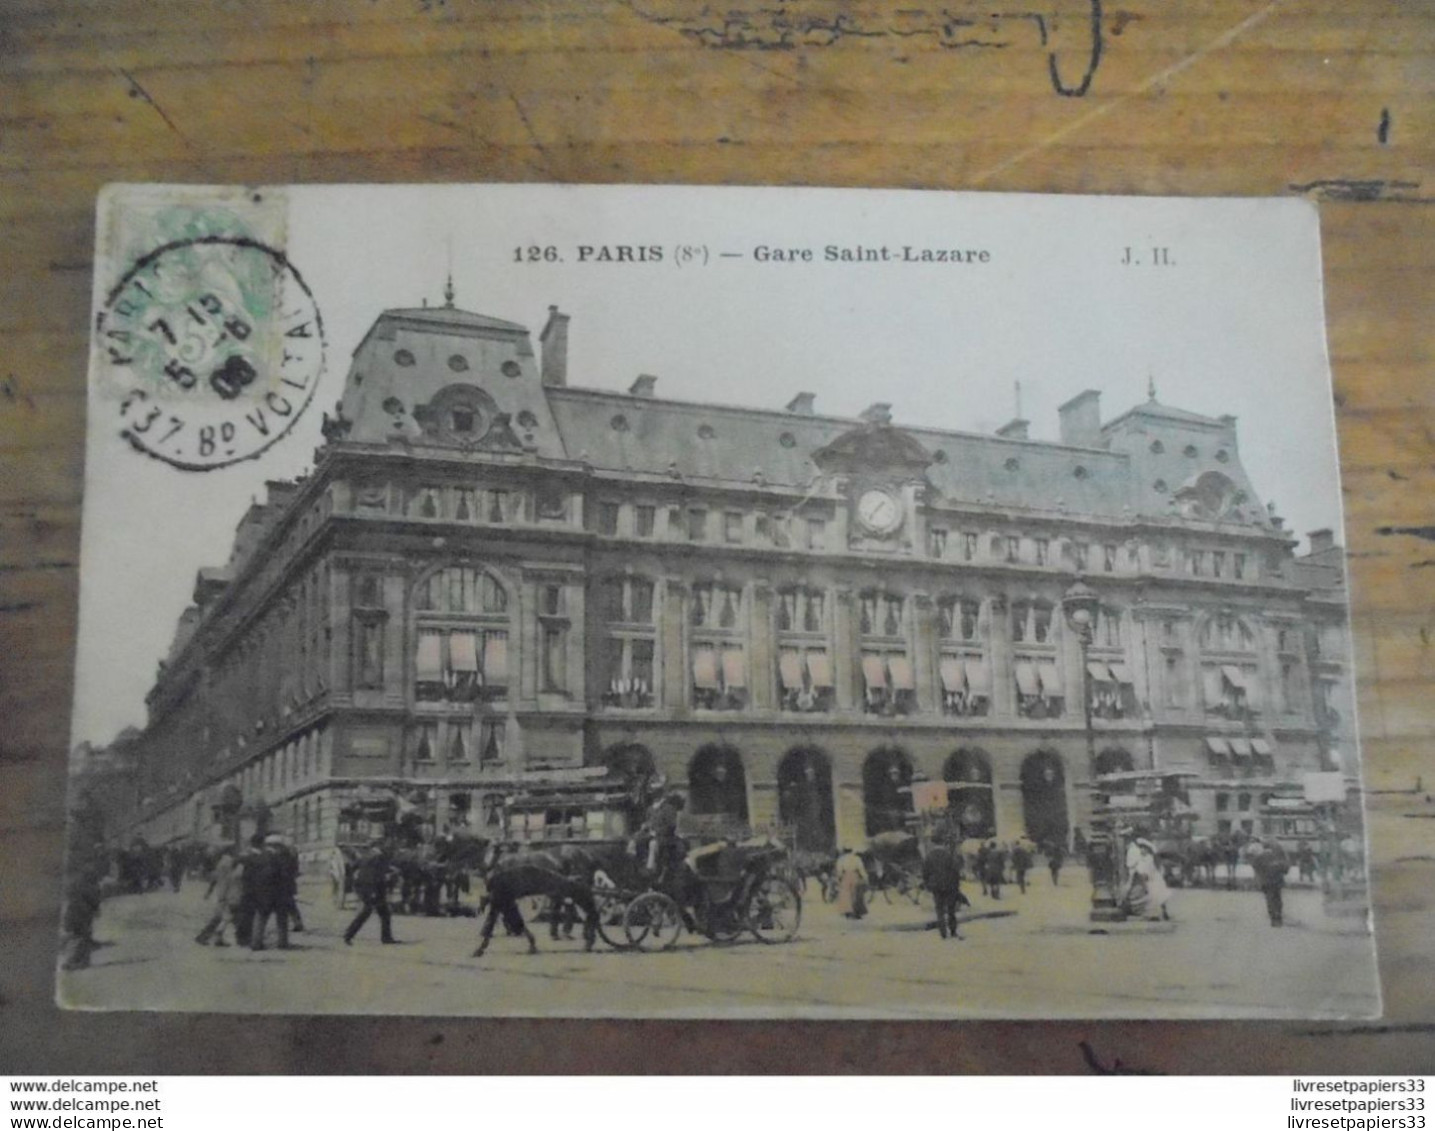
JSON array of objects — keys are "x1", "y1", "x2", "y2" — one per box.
[{"x1": 58, "y1": 868, "x2": 1380, "y2": 1020}]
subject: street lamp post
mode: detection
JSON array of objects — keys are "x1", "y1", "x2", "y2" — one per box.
[{"x1": 1062, "y1": 578, "x2": 1124, "y2": 922}]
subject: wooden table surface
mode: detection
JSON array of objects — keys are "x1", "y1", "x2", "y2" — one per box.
[{"x1": 2, "y1": 0, "x2": 1432, "y2": 1074}]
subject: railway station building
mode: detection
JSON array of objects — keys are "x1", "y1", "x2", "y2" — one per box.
[{"x1": 109, "y1": 297, "x2": 1359, "y2": 864}]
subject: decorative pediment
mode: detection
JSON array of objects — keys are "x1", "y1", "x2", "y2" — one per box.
[{"x1": 811, "y1": 423, "x2": 933, "y2": 476}]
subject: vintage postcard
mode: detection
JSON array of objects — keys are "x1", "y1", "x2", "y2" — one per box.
[{"x1": 61, "y1": 184, "x2": 1379, "y2": 1019}]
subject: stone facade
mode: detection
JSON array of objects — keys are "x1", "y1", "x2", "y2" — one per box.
[{"x1": 115, "y1": 300, "x2": 1357, "y2": 861}]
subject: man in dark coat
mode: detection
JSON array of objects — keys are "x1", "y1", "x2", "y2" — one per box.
[
  {"x1": 1249, "y1": 837, "x2": 1291, "y2": 927},
  {"x1": 249, "y1": 835, "x2": 291, "y2": 950},
  {"x1": 921, "y1": 843, "x2": 970, "y2": 940},
  {"x1": 233, "y1": 834, "x2": 268, "y2": 948},
  {"x1": 344, "y1": 842, "x2": 399, "y2": 945},
  {"x1": 1010, "y1": 840, "x2": 1033, "y2": 894},
  {"x1": 982, "y1": 840, "x2": 1007, "y2": 900}
]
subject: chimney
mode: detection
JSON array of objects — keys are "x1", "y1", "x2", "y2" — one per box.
[
  {"x1": 1308, "y1": 528, "x2": 1335, "y2": 554},
  {"x1": 860, "y1": 402, "x2": 892, "y2": 425},
  {"x1": 996, "y1": 418, "x2": 1029, "y2": 440},
  {"x1": 786, "y1": 391, "x2": 816, "y2": 415},
  {"x1": 629, "y1": 374, "x2": 657, "y2": 398},
  {"x1": 539, "y1": 305, "x2": 569, "y2": 387},
  {"x1": 1058, "y1": 389, "x2": 1102, "y2": 446}
]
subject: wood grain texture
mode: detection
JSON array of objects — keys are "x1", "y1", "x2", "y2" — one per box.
[{"x1": 2, "y1": 0, "x2": 1432, "y2": 1074}]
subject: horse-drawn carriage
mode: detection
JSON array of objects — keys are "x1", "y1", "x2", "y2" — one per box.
[{"x1": 616, "y1": 835, "x2": 802, "y2": 950}]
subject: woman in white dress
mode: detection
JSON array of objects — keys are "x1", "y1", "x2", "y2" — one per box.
[{"x1": 1123, "y1": 837, "x2": 1172, "y2": 921}]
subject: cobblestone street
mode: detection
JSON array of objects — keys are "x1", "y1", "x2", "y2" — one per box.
[{"x1": 59, "y1": 869, "x2": 1380, "y2": 1020}]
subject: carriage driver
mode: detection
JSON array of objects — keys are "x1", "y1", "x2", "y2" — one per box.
[{"x1": 640, "y1": 791, "x2": 687, "y2": 883}]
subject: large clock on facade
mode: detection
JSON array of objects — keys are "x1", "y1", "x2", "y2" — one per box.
[{"x1": 855, "y1": 487, "x2": 903, "y2": 536}]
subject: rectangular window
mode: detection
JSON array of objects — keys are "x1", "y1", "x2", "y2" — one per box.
[
  {"x1": 1073, "y1": 542, "x2": 1089, "y2": 570},
  {"x1": 1164, "y1": 654, "x2": 1182, "y2": 707},
  {"x1": 595, "y1": 501, "x2": 620, "y2": 535},
  {"x1": 541, "y1": 625, "x2": 566, "y2": 693},
  {"x1": 667, "y1": 506, "x2": 684, "y2": 537},
  {"x1": 414, "y1": 722, "x2": 438, "y2": 762},
  {"x1": 1103, "y1": 543, "x2": 1117, "y2": 572},
  {"x1": 635, "y1": 505, "x2": 656, "y2": 537},
  {"x1": 754, "y1": 513, "x2": 771, "y2": 543},
  {"x1": 1215, "y1": 792, "x2": 1229, "y2": 812},
  {"x1": 1189, "y1": 550, "x2": 1205, "y2": 576},
  {"x1": 687, "y1": 508, "x2": 708, "y2": 541},
  {"x1": 1212, "y1": 550, "x2": 1226, "y2": 577},
  {"x1": 724, "y1": 511, "x2": 744, "y2": 543},
  {"x1": 929, "y1": 527, "x2": 949, "y2": 558},
  {"x1": 962, "y1": 532, "x2": 978, "y2": 561},
  {"x1": 1006, "y1": 536, "x2": 1020, "y2": 563},
  {"x1": 541, "y1": 585, "x2": 563, "y2": 616},
  {"x1": 454, "y1": 489, "x2": 477, "y2": 522},
  {"x1": 355, "y1": 616, "x2": 385, "y2": 689},
  {"x1": 536, "y1": 488, "x2": 567, "y2": 520},
  {"x1": 1234, "y1": 553, "x2": 1247, "y2": 580},
  {"x1": 1035, "y1": 538, "x2": 1049, "y2": 566},
  {"x1": 487, "y1": 489, "x2": 509, "y2": 523},
  {"x1": 807, "y1": 518, "x2": 827, "y2": 551},
  {"x1": 448, "y1": 725, "x2": 470, "y2": 764}
]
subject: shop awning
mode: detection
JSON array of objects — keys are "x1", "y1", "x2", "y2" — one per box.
[
  {"x1": 1108, "y1": 663, "x2": 1133, "y2": 685},
  {"x1": 861, "y1": 653, "x2": 888, "y2": 690},
  {"x1": 1037, "y1": 662, "x2": 1063, "y2": 696},
  {"x1": 939, "y1": 656, "x2": 967, "y2": 693},
  {"x1": 1228, "y1": 737, "x2": 1253, "y2": 758},
  {"x1": 692, "y1": 647, "x2": 720, "y2": 689},
  {"x1": 1205, "y1": 736, "x2": 1231, "y2": 756},
  {"x1": 482, "y1": 631, "x2": 508, "y2": 682},
  {"x1": 721, "y1": 647, "x2": 747, "y2": 690},
  {"x1": 778, "y1": 649, "x2": 804, "y2": 690},
  {"x1": 887, "y1": 655, "x2": 915, "y2": 691},
  {"x1": 1250, "y1": 738, "x2": 1273, "y2": 756},
  {"x1": 449, "y1": 631, "x2": 478, "y2": 673},
  {"x1": 806, "y1": 650, "x2": 833, "y2": 688},
  {"x1": 416, "y1": 632, "x2": 444, "y2": 681},
  {"x1": 1087, "y1": 662, "x2": 1114, "y2": 683},
  {"x1": 1221, "y1": 664, "x2": 1247, "y2": 689},
  {"x1": 1014, "y1": 662, "x2": 1040, "y2": 696}
]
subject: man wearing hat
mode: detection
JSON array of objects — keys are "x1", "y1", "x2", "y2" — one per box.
[
  {"x1": 1247, "y1": 836, "x2": 1291, "y2": 927},
  {"x1": 249, "y1": 834, "x2": 292, "y2": 950}
]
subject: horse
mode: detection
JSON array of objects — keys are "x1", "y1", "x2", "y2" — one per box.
[
  {"x1": 921, "y1": 844, "x2": 971, "y2": 940},
  {"x1": 472, "y1": 852, "x2": 600, "y2": 957}
]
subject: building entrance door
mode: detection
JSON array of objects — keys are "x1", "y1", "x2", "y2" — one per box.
[
  {"x1": 862, "y1": 746, "x2": 913, "y2": 836},
  {"x1": 778, "y1": 746, "x2": 836, "y2": 853},
  {"x1": 1020, "y1": 750, "x2": 1069, "y2": 848},
  {"x1": 943, "y1": 748, "x2": 995, "y2": 840},
  {"x1": 688, "y1": 744, "x2": 749, "y2": 824}
]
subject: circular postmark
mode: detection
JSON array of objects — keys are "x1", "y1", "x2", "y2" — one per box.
[{"x1": 95, "y1": 236, "x2": 326, "y2": 471}]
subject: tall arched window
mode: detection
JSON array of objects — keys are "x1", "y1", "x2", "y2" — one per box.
[
  {"x1": 413, "y1": 566, "x2": 510, "y2": 702},
  {"x1": 862, "y1": 746, "x2": 914, "y2": 835},
  {"x1": 1197, "y1": 611, "x2": 1261, "y2": 720},
  {"x1": 598, "y1": 575, "x2": 656, "y2": 709},
  {"x1": 776, "y1": 584, "x2": 832, "y2": 713},
  {"x1": 859, "y1": 590, "x2": 914, "y2": 716}
]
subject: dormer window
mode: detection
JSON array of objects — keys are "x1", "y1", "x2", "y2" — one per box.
[
  {"x1": 451, "y1": 409, "x2": 475, "y2": 434},
  {"x1": 394, "y1": 349, "x2": 415, "y2": 367}
]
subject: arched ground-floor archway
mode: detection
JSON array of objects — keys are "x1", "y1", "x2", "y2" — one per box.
[
  {"x1": 943, "y1": 747, "x2": 995, "y2": 840},
  {"x1": 688, "y1": 744, "x2": 749, "y2": 823},
  {"x1": 862, "y1": 746, "x2": 914, "y2": 837},
  {"x1": 1020, "y1": 749, "x2": 1069, "y2": 849},
  {"x1": 778, "y1": 746, "x2": 836, "y2": 853},
  {"x1": 1095, "y1": 746, "x2": 1134, "y2": 777}
]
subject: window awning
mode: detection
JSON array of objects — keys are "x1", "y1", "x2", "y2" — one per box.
[
  {"x1": 1203, "y1": 667, "x2": 1226, "y2": 708},
  {"x1": 1087, "y1": 662, "x2": 1114, "y2": 683},
  {"x1": 861, "y1": 653, "x2": 888, "y2": 690},
  {"x1": 1221, "y1": 664, "x2": 1247, "y2": 689},
  {"x1": 1108, "y1": 663, "x2": 1133, "y2": 685},
  {"x1": 692, "y1": 647, "x2": 720, "y2": 689},
  {"x1": 416, "y1": 632, "x2": 444, "y2": 681},
  {"x1": 1228, "y1": 737, "x2": 1253, "y2": 758},
  {"x1": 806, "y1": 650, "x2": 833, "y2": 688},
  {"x1": 778, "y1": 649, "x2": 804, "y2": 690},
  {"x1": 939, "y1": 656, "x2": 967, "y2": 694},
  {"x1": 1205, "y1": 736, "x2": 1231, "y2": 756},
  {"x1": 887, "y1": 655, "x2": 915, "y2": 691},
  {"x1": 449, "y1": 632, "x2": 479, "y2": 673},
  {"x1": 1037, "y1": 662, "x2": 1063, "y2": 696},
  {"x1": 1014, "y1": 662, "x2": 1040, "y2": 696},
  {"x1": 721, "y1": 648, "x2": 747, "y2": 690},
  {"x1": 1250, "y1": 738, "x2": 1273, "y2": 756},
  {"x1": 964, "y1": 659, "x2": 991, "y2": 695},
  {"x1": 482, "y1": 631, "x2": 508, "y2": 681}
]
